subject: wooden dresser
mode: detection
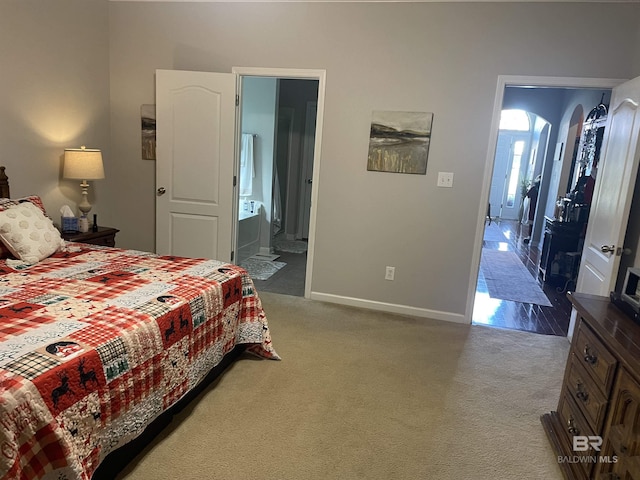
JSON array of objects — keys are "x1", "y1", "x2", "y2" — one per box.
[{"x1": 541, "y1": 292, "x2": 640, "y2": 480}]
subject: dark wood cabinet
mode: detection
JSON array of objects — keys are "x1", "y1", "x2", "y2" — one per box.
[
  {"x1": 541, "y1": 293, "x2": 640, "y2": 480},
  {"x1": 539, "y1": 217, "x2": 584, "y2": 288},
  {"x1": 61, "y1": 226, "x2": 119, "y2": 247}
]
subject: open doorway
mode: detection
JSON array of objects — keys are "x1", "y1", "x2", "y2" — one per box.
[
  {"x1": 473, "y1": 82, "x2": 613, "y2": 336},
  {"x1": 235, "y1": 74, "x2": 320, "y2": 297}
]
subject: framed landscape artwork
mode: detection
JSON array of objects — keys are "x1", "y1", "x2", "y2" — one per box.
[
  {"x1": 367, "y1": 110, "x2": 433, "y2": 174},
  {"x1": 141, "y1": 104, "x2": 156, "y2": 160}
]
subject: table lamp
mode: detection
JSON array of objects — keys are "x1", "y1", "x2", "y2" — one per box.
[{"x1": 63, "y1": 146, "x2": 105, "y2": 216}]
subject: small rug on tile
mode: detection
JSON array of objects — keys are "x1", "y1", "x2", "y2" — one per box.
[
  {"x1": 481, "y1": 249, "x2": 552, "y2": 307},
  {"x1": 274, "y1": 238, "x2": 308, "y2": 254},
  {"x1": 240, "y1": 257, "x2": 287, "y2": 281}
]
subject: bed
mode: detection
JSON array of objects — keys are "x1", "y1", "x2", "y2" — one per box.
[{"x1": 0, "y1": 167, "x2": 279, "y2": 479}]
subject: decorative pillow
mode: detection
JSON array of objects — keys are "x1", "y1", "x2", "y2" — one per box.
[
  {"x1": 0, "y1": 202, "x2": 64, "y2": 264},
  {"x1": 0, "y1": 195, "x2": 47, "y2": 215},
  {"x1": 0, "y1": 196, "x2": 48, "y2": 259}
]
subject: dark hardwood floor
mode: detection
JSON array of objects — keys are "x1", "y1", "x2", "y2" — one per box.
[{"x1": 473, "y1": 219, "x2": 572, "y2": 336}]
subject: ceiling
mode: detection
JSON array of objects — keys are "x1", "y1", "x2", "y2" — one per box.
[{"x1": 110, "y1": 0, "x2": 640, "y2": 3}]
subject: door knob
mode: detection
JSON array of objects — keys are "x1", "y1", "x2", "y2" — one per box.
[
  {"x1": 600, "y1": 245, "x2": 615, "y2": 254},
  {"x1": 157, "y1": 187, "x2": 166, "y2": 196}
]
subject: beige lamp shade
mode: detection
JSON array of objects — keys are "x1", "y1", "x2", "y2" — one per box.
[
  {"x1": 63, "y1": 146, "x2": 105, "y2": 216},
  {"x1": 63, "y1": 146, "x2": 105, "y2": 180}
]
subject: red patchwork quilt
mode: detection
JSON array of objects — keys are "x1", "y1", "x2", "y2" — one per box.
[{"x1": 0, "y1": 244, "x2": 279, "y2": 479}]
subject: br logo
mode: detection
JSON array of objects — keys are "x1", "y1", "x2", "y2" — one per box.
[{"x1": 573, "y1": 435, "x2": 602, "y2": 452}]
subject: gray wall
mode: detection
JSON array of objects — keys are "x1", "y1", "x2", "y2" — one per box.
[
  {"x1": 1, "y1": 1, "x2": 639, "y2": 322},
  {"x1": 0, "y1": 0, "x2": 110, "y2": 220},
  {"x1": 106, "y1": 2, "x2": 639, "y2": 319},
  {"x1": 634, "y1": 24, "x2": 640, "y2": 77}
]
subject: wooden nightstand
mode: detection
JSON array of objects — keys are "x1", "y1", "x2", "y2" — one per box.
[{"x1": 61, "y1": 227, "x2": 119, "y2": 247}]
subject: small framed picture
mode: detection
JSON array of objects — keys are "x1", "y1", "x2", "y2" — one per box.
[
  {"x1": 367, "y1": 110, "x2": 433, "y2": 174},
  {"x1": 141, "y1": 104, "x2": 156, "y2": 160}
]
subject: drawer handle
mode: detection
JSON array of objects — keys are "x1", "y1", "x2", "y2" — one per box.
[
  {"x1": 576, "y1": 383, "x2": 589, "y2": 402},
  {"x1": 583, "y1": 345, "x2": 598, "y2": 365},
  {"x1": 567, "y1": 415, "x2": 580, "y2": 435}
]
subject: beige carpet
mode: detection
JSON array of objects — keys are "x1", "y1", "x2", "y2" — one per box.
[{"x1": 117, "y1": 292, "x2": 568, "y2": 480}]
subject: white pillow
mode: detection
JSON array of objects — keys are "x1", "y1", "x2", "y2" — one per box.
[{"x1": 0, "y1": 202, "x2": 64, "y2": 264}]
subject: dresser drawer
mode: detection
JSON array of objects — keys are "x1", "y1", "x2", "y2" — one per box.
[
  {"x1": 566, "y1": 352, "x2": 609, "y2": 432},
  {"x1": 573, "y1": 321, "x2": 618, "y2": 395},
  {"x1": 558, "y1": 393, "x2": 596, "y2": 479}
]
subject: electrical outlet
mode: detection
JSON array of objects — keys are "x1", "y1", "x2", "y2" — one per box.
[
  {"x1": 385, "y1": 266, "x2": 395, "y2": 281},
  {"x1": 437, "y1": 172, "x2": 454, "y2": 188}
]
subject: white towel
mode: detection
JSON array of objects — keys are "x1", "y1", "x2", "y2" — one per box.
[{"x1": 240, "y1": 133, "x2": 255, "y2": 196}]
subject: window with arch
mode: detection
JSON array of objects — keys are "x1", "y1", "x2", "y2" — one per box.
[{"x1": 500, "y1": 109, "x2": 530, "y2": 131}]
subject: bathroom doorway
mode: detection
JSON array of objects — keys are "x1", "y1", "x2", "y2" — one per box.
[{"x1": 236, "y1": 74, "x2": 320, "y2": 297}]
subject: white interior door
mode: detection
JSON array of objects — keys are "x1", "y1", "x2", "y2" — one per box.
[
  {"x1": 576, "y1": 75, "x2": 640, "y2": 295},
  {"x1": 155, "y1": 69, "x2": 237, "y2": 261}
]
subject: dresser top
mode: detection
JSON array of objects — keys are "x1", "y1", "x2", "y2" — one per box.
[{"x1": 569, "y1": 292, "x2": 640, "y2": 375}]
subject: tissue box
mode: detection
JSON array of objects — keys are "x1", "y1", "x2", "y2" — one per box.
[{"x1": 61, "y1": 216, "x2": 78, "y2": 233}]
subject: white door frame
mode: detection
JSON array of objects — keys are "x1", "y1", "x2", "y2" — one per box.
[
  {"x1": 232, "y1": 66, "x2": 326, "y2": 299},
  {"x1": 465, "y1": 75, "x2": 626, "y2": 324},
  {"x1": 298, "y1": 100, "x2": 317, "y2": 240}
]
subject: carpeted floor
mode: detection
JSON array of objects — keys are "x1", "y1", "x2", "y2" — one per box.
[{"x1": 117, "y1": 292, "x2": 567, "y2": 480}]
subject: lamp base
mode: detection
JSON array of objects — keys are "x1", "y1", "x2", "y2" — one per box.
[{"x1": 78, "y1": 181, "x2": 92, "y2": 216}]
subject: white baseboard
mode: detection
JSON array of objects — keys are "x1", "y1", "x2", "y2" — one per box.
[{"x1": 309, "y1": 292, "x2": 468, "y2": 324}]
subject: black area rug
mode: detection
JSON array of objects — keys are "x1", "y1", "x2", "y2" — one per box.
[{"x1": 481, "y1": 249, "x2": 552, "y2": 307}]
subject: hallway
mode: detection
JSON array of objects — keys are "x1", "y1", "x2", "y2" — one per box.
[{"x1": 473, "y1": 220, "x2": 571, "y2": 336}]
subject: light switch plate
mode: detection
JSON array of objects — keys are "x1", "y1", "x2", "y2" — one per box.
[{"x1": 437, "y1": 172, "x2": 454, "y2": 188}]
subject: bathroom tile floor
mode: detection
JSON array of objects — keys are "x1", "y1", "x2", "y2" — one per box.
[
  {"x1": 473, "y1": 220, "x2": 572, "y2": 336},
  {"x1": 251, "y1": 248, "x2": 307, "y2": 297}
]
